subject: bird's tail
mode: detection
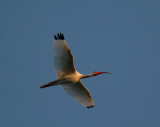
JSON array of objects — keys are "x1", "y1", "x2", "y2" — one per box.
[{"x1": 40, "y1": 80, "x2": 59, "y2": 88}]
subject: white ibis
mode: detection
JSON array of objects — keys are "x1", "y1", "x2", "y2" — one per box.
[{"x1": 40, "y1": 33, "x2": 111, "y2": 108}]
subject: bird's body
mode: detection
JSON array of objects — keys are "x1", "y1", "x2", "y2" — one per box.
[
  {"x1": 62, "y1": 71, "x2": 82, "y2": 82},
  {"x1": 40, "y1": 33, "x2": 111, "y2": 108}
]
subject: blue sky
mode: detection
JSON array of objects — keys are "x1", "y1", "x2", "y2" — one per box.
[{"x1": 1, "y1": 0, "x2": 160, "y2": 127}]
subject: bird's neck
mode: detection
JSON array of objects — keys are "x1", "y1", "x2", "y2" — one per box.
[{"x1": 81, "y1": 74, "x2": 94, "y2": 79}]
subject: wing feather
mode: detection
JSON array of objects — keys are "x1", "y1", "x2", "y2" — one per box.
[
  {"x1": 53, "y1": 33, "x2": 75, "y2": 78},
  {"x1": 61, "y1": 81, "x2": 95, "y2": 108}
]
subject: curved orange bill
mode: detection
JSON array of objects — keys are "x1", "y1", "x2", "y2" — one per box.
[{"x1": 98, "y1": 72, "x2": 112, "y2": 74}]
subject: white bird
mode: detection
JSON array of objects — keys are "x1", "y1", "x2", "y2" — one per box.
[{"x1": 40, "y1": 33, "x2": 111, "y2": 108}]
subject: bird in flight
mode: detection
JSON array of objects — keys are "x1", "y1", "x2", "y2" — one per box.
[{"x1": 40, "y1": 33, "x2": 111, "y2": 108}]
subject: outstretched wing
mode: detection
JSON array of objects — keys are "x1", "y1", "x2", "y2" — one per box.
[
  {"x1": 53, "y1": 33, "x2": 76, "y2": 78},
  {"x1": 61, "y1": 81, "x2": 95, "y2": 108}
]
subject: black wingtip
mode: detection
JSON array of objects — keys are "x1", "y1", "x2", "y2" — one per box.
[
  {"x1": 87, "y1": 105, "x2": 95, "y2": 109},
  {"x1": 54, "y1": 35, "x2": 58, "y2": 40},
  {"x1": 54, "y1": 33, "x2": 65, "y2": 40}
]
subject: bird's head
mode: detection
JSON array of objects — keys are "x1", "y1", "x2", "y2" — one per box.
[{"x1": 93, "y1": 71, "x2": 111, "y2": 76}]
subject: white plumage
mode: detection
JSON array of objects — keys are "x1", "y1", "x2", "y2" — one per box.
[{"x1": 40, "y1": 33, "x2": 111, "y2": 108}]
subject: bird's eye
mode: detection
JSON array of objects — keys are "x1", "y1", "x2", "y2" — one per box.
[{"x1": 93, "y1": 71, "x2": 98, "y2": 76}]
